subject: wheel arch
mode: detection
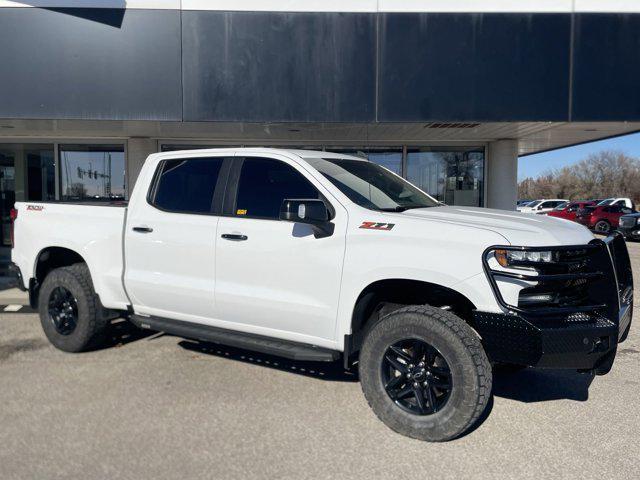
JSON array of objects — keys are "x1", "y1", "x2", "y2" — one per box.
[
  {"x1": 344, "y1": 278, "x2": 477, "y2": 367},
  {"x1": 30, "y1": 246, "x2": 88, "y2": 308}
]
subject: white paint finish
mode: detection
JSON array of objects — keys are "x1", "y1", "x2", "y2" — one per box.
[
  {"x1": 11, "y1": 147, "x2": 598, "y2": 351},
  {"x1": 123, "y1": 152, "x2": 226, "y2": 320},
  {"x1": 10, "y1": 202, "x2": 129, "y2": 309},
  {"x1": 214, "y1": 152, "x2": 348, "y2": 344},
  {"x1": 518, "y1": 199, "x2": 570, "y2": 213},
  {"x1": 487, "y1": 139, "x2": 518, "y2": 211}
]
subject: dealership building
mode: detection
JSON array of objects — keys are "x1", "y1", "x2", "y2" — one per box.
[{"x1": 1, "y1": 1, "x2": 640, "y2": 247}]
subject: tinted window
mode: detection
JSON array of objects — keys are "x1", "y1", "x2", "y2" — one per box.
[
  {"x1": 307, "y1": 158, "x2": 440, "y2": 211},
  {"x1": 235, "y1": 158, "x2": 320, "y2": 219},
  {"x1": 152, "y1": 158, "x2": 223, "y2": 213}
]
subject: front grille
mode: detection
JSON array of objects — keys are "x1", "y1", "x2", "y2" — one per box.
[{"x1": 483, "y1": 239, "x2": 621, "y2": 326}]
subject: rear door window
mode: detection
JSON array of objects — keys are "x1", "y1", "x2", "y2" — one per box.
[{"x1": 151, "y1": 158, "x2": 224, "y2": 214}]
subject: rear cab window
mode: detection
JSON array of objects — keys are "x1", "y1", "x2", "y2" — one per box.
[{"x1": 150, "y1": 157, "x2": 225, "y2": 214}]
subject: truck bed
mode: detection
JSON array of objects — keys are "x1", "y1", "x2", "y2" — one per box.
[{"x1": 11, "y1": 201, "x2": 130, "y2": 310}]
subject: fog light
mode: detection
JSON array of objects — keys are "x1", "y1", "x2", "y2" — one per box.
[{"x1": 519, "y1": 293, "x2": 554, "y2": 305}]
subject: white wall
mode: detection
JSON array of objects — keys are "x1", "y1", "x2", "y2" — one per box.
[{"x1": 486, "y1": 139, "x2": 518, "y2": 211}]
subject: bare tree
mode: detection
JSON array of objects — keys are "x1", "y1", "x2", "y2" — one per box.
[{"x1": 519, "y1": 150, "x2": 640, "y2": 205}]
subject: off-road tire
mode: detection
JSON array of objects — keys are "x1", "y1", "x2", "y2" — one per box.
[
  {"x1": 38, "y1": 263, "x2": 108, "y2": 352},
  {"x1": 359, "y1": 305, "x2": 492, "y2": 442}
]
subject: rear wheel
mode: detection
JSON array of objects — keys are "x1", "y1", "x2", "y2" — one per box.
[
  {"x1": 38, "y1": 263, "x2": 108, "y2": 352},
  {"x1": 359, "y1": 305, "x2": 492, "y2": 442},
  {"x1": 594, "y1": 220, "x2": 611, "y2": 234}
]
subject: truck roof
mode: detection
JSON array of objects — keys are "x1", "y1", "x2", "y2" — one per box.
[{"x1": 155, "y1": 147, "x2": 368, "y2": 163}]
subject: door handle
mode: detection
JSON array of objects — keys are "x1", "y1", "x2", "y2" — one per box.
[
  {"x1": 221, "y1": 233, "x2": 248, "y2": 241},
  {"x1": 133, "y1": 226, "x2": 153, "y2": 233}
]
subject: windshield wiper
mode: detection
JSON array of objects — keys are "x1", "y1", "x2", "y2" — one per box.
[{"x1": 378, "y1": 205, "x2": 430, "y2": 212}]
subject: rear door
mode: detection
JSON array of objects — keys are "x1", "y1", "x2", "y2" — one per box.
[
  {"x1": 124, "y1": 155, "x2": 230, "y2": 322},
  {"x1": 214, "y1": 154, "x2": 347, "y2": 346}
]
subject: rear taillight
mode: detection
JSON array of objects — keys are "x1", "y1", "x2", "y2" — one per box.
[{"x1": 9, "y1": 207, "x2": 17, "y2": 247}]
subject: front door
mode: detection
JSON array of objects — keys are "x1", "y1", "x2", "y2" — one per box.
[
  {"x1": 215, "y1": 155, "x2": 347, "y2": 346},
  {"x1": 124, "y1": 156, "x2": 229, "y2": 322}
]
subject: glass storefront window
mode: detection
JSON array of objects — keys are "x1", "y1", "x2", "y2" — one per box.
[
  {"x1": 325, "y1": 148, "x2": 403, "y2": 175},
  {"x1": 159, "y1": 143, "x2": 485, "y2": 207},
  {"x1": 0, "y1": 143, "x2": 55, "y2": 246},
  {"x1": 59, "y1": 145, "x2": 126, "y2": 201},
  {"x1": 27, "y1": 147, "x2": 55, "y2": 202},
  {"x1": 406, "y1": 148, "x2": 484, "y2": 207}
]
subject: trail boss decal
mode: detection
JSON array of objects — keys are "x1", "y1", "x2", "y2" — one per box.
[
  {"x1": 27, "y1": 205, "x2": 44, "y2": 211},
  {"x1": 359, "y1": 221, "x2": 395, "y2": 231}
]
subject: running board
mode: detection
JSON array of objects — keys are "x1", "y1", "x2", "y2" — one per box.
[{"x1": 129, "y1": 314, "x2": 340, "y2": 362}]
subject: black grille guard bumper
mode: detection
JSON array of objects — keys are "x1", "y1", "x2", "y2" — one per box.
[{"x1": 473, "y1": 232, "x2": 633, "y2": 374}]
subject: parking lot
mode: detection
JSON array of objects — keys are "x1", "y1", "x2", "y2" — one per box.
[{"x1": 0, "y1": 243, "x2": 638, "y2": 480}]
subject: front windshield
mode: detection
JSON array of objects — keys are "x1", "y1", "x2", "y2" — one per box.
[
  {"x1": 527, "y1": 201, "x2": 542, "y2": 208},
  {"x1": 554, "y1": 202, "x2": 568, "y2": 210},
  {"x1": 598, "y1": 198, "x2": 614, "y2": 206},
  {"x1": 306, "y1": 158, "x2": 440, "y2": 211}
]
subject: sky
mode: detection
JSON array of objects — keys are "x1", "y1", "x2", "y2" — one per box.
[{"x1": 518, "y1": 131, "x2": 640, "y2": 180}]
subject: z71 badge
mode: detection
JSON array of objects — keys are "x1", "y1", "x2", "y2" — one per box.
[{"x1": 359, "y1": 221, "x2": 395, "y2": 231}]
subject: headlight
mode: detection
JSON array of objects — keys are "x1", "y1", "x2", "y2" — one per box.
[
  {"x1": 637, "y1": 218, "x2": 640, "y2": 225},
  {"x1": 494, "y1": 249, "x2": 557, "y2": 267}
]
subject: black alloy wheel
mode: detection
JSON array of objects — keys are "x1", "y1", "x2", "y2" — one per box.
[
  {"x1": 381, "y1": 339, "x2": 453, "y2": 415},
  {"x1": 48, "y1": 286, "x2": 79, "y2": 335}
]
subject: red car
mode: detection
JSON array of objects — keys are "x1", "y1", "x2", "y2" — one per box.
[
  {"x1": 575, "y1": 204, "x2": 635, "y2": 233},
  {"x1": 547, "y1": 201, "x2": 596, "y2": 221}
]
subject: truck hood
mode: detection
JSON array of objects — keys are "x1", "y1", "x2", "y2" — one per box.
[{"x1": 396, "y1": 206, "x2": 595, "y2": 246}]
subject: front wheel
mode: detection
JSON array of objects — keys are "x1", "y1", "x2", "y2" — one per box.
[{"x1": 359, "y1": 305, "x2": 492, "y2": 442}]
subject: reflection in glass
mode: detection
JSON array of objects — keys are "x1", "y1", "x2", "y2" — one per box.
[
  {"x1": 406, "y1": 148, "x2": 484, "y2": 207},
  {"x1": 59, "y1": 145, "x2": 126, "y2": 201},
  {"x1": 326, "y1": 148, "x2": 403, "y2": 175},
  {"x1": 27, "y1": 147, "x2": 55, "y2": 201}
]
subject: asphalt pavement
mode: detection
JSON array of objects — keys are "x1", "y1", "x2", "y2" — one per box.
[{"x1": 1, "y1": 242, "x2": 639, "y2": 480}]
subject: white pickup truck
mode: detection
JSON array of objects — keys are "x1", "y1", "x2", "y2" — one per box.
[{"x1": 10, "y1": 148, "x2": 634, "y2": 442}]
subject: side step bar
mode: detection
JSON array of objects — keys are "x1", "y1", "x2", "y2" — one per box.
[{"x1": 129, "y1": 314, "x2": 340, "y2": 362}]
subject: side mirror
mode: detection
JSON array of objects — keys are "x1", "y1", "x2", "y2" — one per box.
[{"x1": 280, "y1": 199, "x2": 334, "y2": 238}]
